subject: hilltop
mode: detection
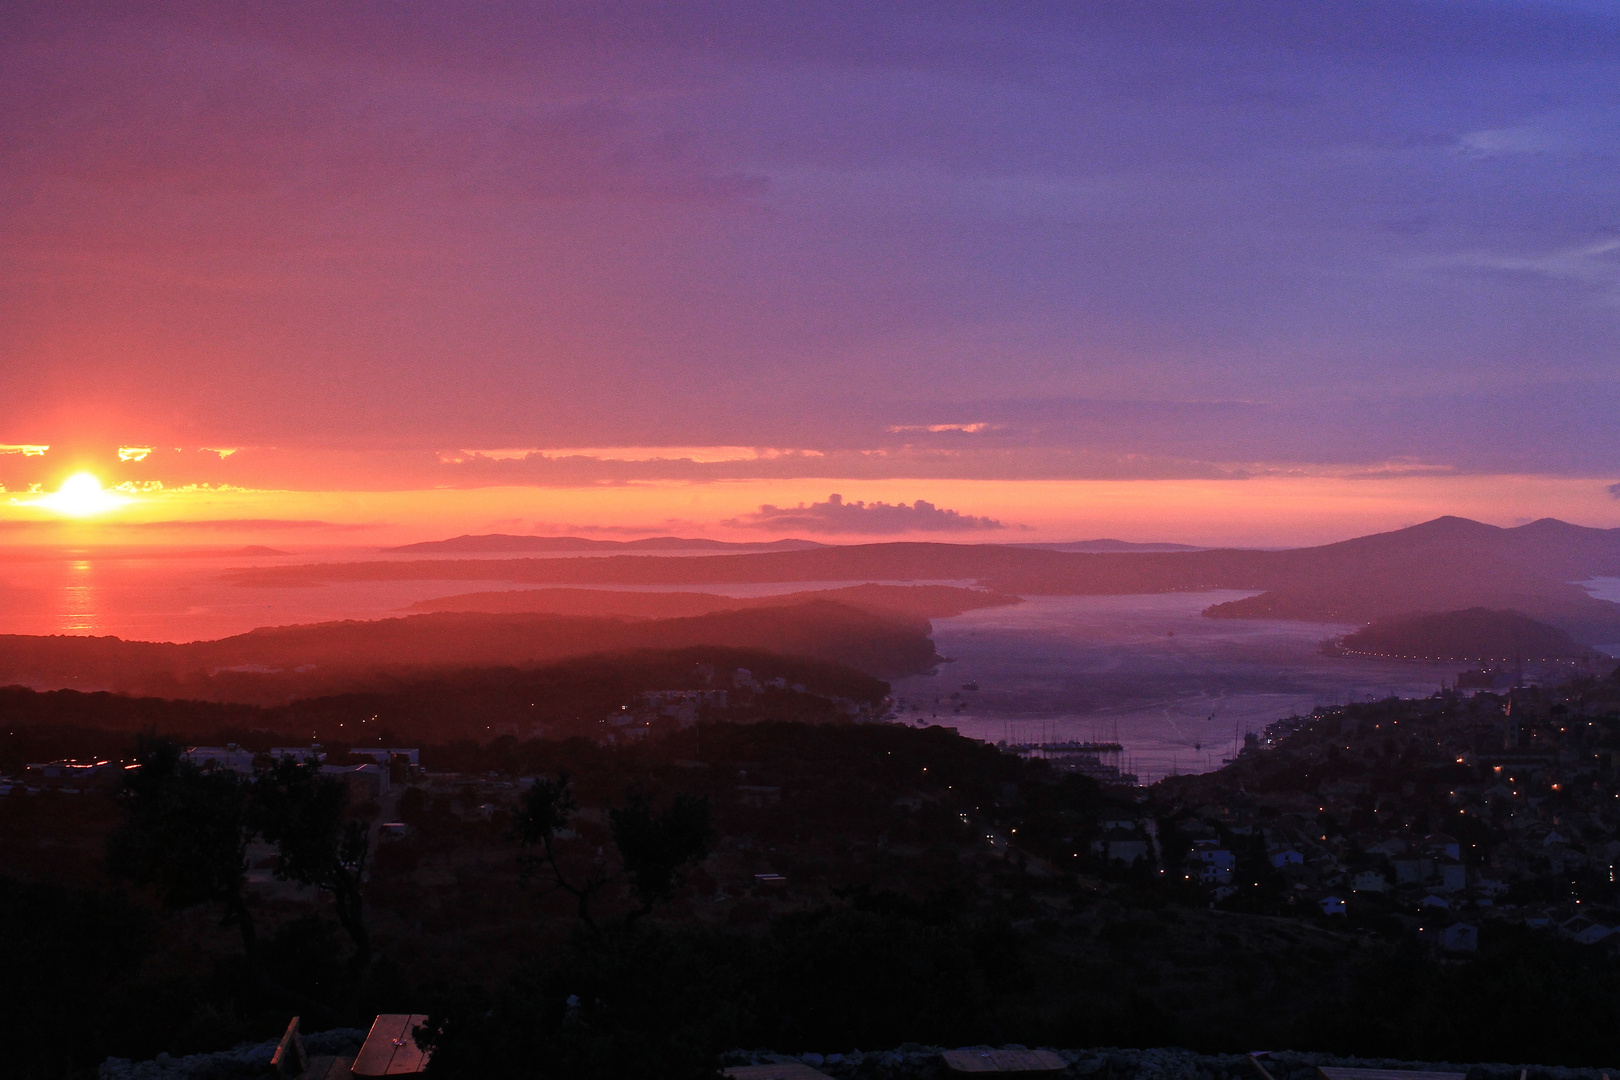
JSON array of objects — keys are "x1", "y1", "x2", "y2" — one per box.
[
  {"x1": 0, "y1": 601, "x2": 938, "y2": 704},
  {"x1": 0, "y1": 645, "x2": 890, "y2": 745},
  {"x1": 407, "y1": 582, "x2": 1019, "y2": 620},
  {"x1": 1335, "y1": 608, "x2": 1606, "y2": 663},
  {"x1": 1013, "y1": 539, "x2": 1204, "y2": 552}
]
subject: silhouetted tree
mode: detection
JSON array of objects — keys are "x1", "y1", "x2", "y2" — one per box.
[
  {"x1": 610, "y1": 789, "x2": 712, "y2": 927},
  {"x1": 107, "y1": 737, "x2": 262, "y2": 966},
  {"x1": 106, "y1": 737, "x2": 342, "y2": 1023},
  {"x1": 515, "y1": 773, "x2": 608, "y2": 934},
  {"x1": 252, "y1": 755, "x2": 371, "y2": 966},
  {"x1": 514, "y1": 776, "x2": 713, "y2": 931}
]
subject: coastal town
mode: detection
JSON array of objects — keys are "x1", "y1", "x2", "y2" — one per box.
[
  {"x1": 10, "y1": 657, "x2": 1620, "y2": 1073},
  {"x1": 11, "y1": 663, "x2": 1620, "y2": 959},
  {"x1": 1121, "y1": 673, "x2": 1620, "y2": 949}
]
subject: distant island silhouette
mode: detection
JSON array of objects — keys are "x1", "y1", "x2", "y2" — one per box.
[
  {"x1": 408, "y1": 582, "x2": 1018, "y2": 620},
  {"x1": 386, "y1": 534, "x2": 823, "y2": 553},
  {"x1": 1333, "y1": 607, "x2": 1609, "y2": 662},
  {"x1": 230, "y1": 516, "x2": 1620, "y2": 644},
  {"x1": 229, "y1": 545, "x2": 290, "y2": 557},
  {"x1": 1013, "y1": 539, "x2": 1204, "y2": 552}
]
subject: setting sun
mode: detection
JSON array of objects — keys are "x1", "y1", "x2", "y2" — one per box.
[{"x1": 37, "y1": 472, "x2": 128, "y2": 517}]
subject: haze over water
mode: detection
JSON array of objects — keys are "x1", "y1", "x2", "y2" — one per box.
[
  {"x1": 0, "y1": 548, "x2": 817, "y2": 642},
  {"x1": 9, "y1": 552, "x2": 1610, "y2": 785},
  {"x1": 892, "y1": 592, "x2": 1455, "y2": 784}
]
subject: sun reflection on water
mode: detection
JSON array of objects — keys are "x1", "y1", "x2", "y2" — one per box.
[{"x1": 60, "y1": 560, "x2": 101, "y2": 634}]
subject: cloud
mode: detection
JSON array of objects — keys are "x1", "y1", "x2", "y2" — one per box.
[
  {"x1": 444, "y1": 446, "x2": 805, "y2": 465},
  {"x1": 1436, "y1": 236, "x2": 1620, "y2": 293},
  {"x1": 1608, "y1": 482, "x2": 1620, "y2": 499},
  {"x1": 724, "y1": 493, "x2": 1004, "y2": 534},
  {"x1": 1458, "y1": 124, "x2": 1566, "y2": 157},
  {"x1": 886, "y1": 423, "x2": 995, "y2": 434},
  {"x1": 430, "y1": 444, "x2": 1244, "y2": 486}
]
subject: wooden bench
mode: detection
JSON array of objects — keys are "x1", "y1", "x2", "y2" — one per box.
[
  {"x1": 351, "y1": 1014, "x2": 432, "y2": 1077},
  {"x1": 300, "y1": 1058, "x2": 355, "y2": 1080},
  {"x1": 268, "y1": 1016, "x2": 355, "y2": 1080},
  {"x1": 270, "y1": 1017, "x2": 306, "y2": 1077}
]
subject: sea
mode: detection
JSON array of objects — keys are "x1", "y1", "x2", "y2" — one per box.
[
  {"x1": 888, "y1": 591, "x2": 1451, "y2": 783},
  {"x1": 1, "y1": 548, "x2": 1613, "y2": 784}
]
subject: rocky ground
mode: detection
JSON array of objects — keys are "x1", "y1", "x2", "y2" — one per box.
[{"x1": 97, "y1": 1029, "x2": 366, "y2": 1080}]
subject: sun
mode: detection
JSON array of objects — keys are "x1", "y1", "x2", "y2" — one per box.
[{"x1": 37, "y1": 472, "x2": 130, "y2": 517}]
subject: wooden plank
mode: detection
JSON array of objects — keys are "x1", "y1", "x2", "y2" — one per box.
[
  {"x1": 302, "y1": 1055, "x2": 351, "y2": 1080},
  {"x1": 943, "y1": 1049, "x2": 1068, "y2": 1073},
  {"x1": 352, "y1": 1014, "x2": 432, "y2": 1077},
  {"x1": 270, "y1": 1017, "x2": 305, "y2": 1077},
  {"x1": 1318, "y1": 1070, "x2": 1467, "y2": 1080},
  {"x1": 352, "y1": 1015, "x2": 408, "y2": 1077},
  {"x1": 725, "y1": 1065, "x2": 834, "y2": 1080},
  {"x1": 382, "y1": 1015, "x2": 431, "y2": 1076}
]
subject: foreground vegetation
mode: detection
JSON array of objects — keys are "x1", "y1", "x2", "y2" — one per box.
[{"x1": 6, "y1": 661, "x2": 1620, "y2": 1078}]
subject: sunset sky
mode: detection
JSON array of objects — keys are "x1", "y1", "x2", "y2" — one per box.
[{"x1": 5, "y1": 1, "x2": 1620, "y2": 546}]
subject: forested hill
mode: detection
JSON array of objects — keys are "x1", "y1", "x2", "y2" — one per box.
[
  {"x1": 0, "y1": 645, "x2": 889, "y2": 748},
  {"x1": 0, "y1": 601, "x2": 934, "y2": 704},
  {"x1": 1335, "y1": 608, "x2": 1604, "y2": 662}
]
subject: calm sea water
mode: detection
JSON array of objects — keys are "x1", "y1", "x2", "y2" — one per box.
[
  {"x1": 0, "y1": 549, "x2": 858, "y2": 642},
  {"x1": 889, "y1": 592, "x2": 1456, "y2": 783},
  {"x1": 2, "y1": 552, "x2": 1608, "y2": 784}
]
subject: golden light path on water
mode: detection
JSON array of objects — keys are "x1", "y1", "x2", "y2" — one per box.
[{"x1": 61, "y1": 560, "x2": 99, "y2": 633}]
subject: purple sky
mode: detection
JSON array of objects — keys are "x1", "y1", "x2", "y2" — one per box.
[{"x1": 3, "y1": 1, "x2": 1619, "y2": 498}]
